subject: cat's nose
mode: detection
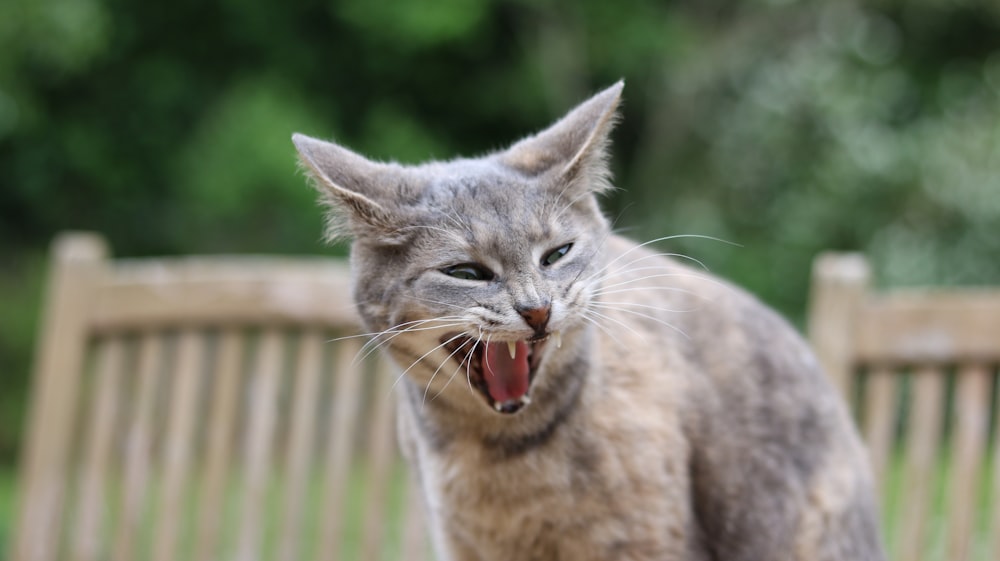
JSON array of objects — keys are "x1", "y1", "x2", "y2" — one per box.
[{"x1": 517, "y1": 304, "x2": 550, "y2": 334}]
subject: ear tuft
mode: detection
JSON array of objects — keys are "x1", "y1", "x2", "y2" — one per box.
[{"x1": 499, "y1": 80, "x2": 624, "y2": 194}]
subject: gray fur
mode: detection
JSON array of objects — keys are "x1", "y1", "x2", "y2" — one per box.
[{"x1": 293, "y1": 81, "x2": 885, "y2": 561}]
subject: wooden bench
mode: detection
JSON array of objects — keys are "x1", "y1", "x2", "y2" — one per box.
[
  {"x1": 809, "y1": 252, "x2": 1000, "y2": 561},
  {"x1": 12, "y1": 237, "x2": 1000, "y2": 561},
  {"x1": 9, "y1": 232, "x2": 429, "y2": 561}
]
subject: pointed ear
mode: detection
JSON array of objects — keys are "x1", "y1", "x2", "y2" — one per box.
[
  {"x1": 292, "y1": 133, "x2": 410, "y2": 243},
  {"x1": 499, "y1": 80, "x2": 623, "y2": 194}
]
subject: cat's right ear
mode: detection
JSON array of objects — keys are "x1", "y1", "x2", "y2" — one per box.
[{"x1": 292, "y1": 133, "x2": 409, "y2": 244}]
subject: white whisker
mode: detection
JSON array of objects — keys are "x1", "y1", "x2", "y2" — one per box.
[
  {"x1": 594, "y1": 272, "x2": 706, "y2": 293},
  {"x1": 422, "y1": 335, "x2": 475, "y2": 407},
  {"x1": 594, "y1": 286, "x2": 703, "y2": 298},
  {"x1": 590, "y1": 304, "x2": 690, "y2": 340},
  {"x1": 581, "y1": 312, "x2": 628, "y2": 348},
  {"x1": 591, "y1": 300, "x2": 700, "y2": 314},
  {"x1": 355, "y1": 319, "x2": 468, "y2": 365},
  {"x1": 585, "y1": 234, "x2": 738, "y2": 286},
  {"x1": 432, "y1": 334, "x2": 482, "y2": 402},
  {"x1": 390, "y1": 331, "x2": 469, "y2": 395},
  {"x1": 584, "y1": 308, "x2": 648, "y2": 343}
]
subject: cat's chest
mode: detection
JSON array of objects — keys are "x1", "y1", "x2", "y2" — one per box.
[
  {"x1": 429, "y1": 449, "x2": 601, "y2": 558},
  {"x1": 421, "y1": 427, "x2": 687, "y2": 560}
]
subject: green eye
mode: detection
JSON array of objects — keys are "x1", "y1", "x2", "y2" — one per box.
[
  {"x1": 542, "y1": 243, "x2": 573, "y2": 266},
  {"x1": 443, "y1": 263, "x2": 494, "y2": 281}
]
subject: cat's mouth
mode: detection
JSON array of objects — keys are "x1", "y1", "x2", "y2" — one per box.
[{"x1": 440, "y1": 332, "x2": 557, "y2": 415}]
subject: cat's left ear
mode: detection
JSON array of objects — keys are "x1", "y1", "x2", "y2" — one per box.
[{"x1": 499, "y1": 80, "x2": 624, "y2": 195}]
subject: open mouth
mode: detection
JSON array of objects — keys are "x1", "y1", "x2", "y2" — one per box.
[{"x1": 440, "y1": 332, "x2": 559, "y2": 414}]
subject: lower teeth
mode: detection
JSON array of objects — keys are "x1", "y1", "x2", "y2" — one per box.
[{"x1": 493, "y1": 395, "x2": 531, "y2": 413}]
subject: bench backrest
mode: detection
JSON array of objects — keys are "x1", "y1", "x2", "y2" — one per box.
[
  {"x1": 10, "y1": 232, "x2": 430, "y2": 561},
  {"x1": 809, "y1": 252, "x2": 1000, "y2": 561}
]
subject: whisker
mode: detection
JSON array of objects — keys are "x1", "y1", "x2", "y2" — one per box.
[
  {"x1": 432, "y1": 334, "x2": 482, "y2": 402},
  {"x1": 590, "y1": 300, "x2": 700, "y2": 314},
  {"x1": 472, "y1": 332, "x2": 490, "y2": 394},
  {"x1": 594, "y1": 272, "x2": 704, "y2": 293},
  {"x1": 422, "y1": 336, "x2": 474, "y2": 407},
  {"x1": 594, "y1": 286, "x2": 703, "y2": 299},
  {"x1": 581, "y1": 312, "x2": 628, "y2": 349},
  {"x1": 355, "y1": 319, "x2": 468, "y2": 365},
  {"x1": 326, "y1": 316, "x2": 464, "y2": 344},
  {"x1": 584, "y1": 308, "x2": 648, "y2": 344},
  {"x1": 595, "y1": 253, "x2": 711, "y2": 284},
  {"x1": 389, "y1": 332, "x2": 469, "y2": 395},
  {"x1": 593, "y1": 271, "x2": 732, "y2": 296},
  {"x1": 465, "y1": 337, "x2": 477, "y2": 394},
  {"x1": 590, "y1": 305, "x2": 690, "y2": 340},
  {"x1": 585, "y1": 234, "x2": 739, "y2": 286}
]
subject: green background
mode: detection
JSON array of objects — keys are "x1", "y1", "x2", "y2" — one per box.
[{"x1": 2, "y1": 0, "x2": 999, "y2": 475}]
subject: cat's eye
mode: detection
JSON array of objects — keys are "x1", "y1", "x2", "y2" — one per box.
[
  {"x1": 542, "y1": 243, "x2": 573, "y2": 266},
  {"x1": 442, "y1": 263, "x2": 494, "y2": 281}
]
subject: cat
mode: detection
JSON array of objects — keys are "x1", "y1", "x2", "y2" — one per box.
[{"x1": 292, "y1": 81, "x2": 885, "y2": 561}]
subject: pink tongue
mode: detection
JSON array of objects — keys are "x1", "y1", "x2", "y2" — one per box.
[{"x1": 483, "y1": 341, "x2": 530, "y2": 403}]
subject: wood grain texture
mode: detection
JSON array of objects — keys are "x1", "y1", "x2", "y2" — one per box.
[
  {"x1": 12, "y1": 233, "x2": 107, "y2": 561},
  {"x1": 318, "y1": 338, "x2": 365, "y2": 561},
  {"x1": 896, "y1": 367, "x2": 945, "y2": 561},
  {"x1": 89, "y1": 258, "x2": 357, "y2": 331},
  {"x1": 193, "y1": 329, "x2": 244, "y2": 561},
  {"x1": 945, "y1": 364, "x2": 989, "y2": 561},
  {"x1": 70, "y1": 336, "x2": 125, "y2": 561},
  {"x1": 151, "y1": 331, "x2": 205, "y2": 561},
  {"x1": 13, "y1": 233, "x2": 428, "y2": 561},
  {"x1": 861, "y1": 367, "x2": 897, "y2": 493},
  {"x1": 854, "y1": 293, "x2": 1000, "y2": 364}
]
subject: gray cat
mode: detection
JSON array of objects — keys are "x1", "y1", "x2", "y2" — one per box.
[{"x1": 293, "y1": 82, "x2": 885, "y2": 561}]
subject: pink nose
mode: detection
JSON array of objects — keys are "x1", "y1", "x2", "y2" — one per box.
[{"x1": 518, "y1": 305, "x2": 550, "y2": 333}]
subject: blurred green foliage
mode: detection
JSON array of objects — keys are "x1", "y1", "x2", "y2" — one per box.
[{"x1": 2, "y1": 0, "x2": 1000, "y2": 463}]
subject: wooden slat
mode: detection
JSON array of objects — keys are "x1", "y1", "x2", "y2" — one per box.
[
  {"x1": 862, "y1": 366, "x2": 897, "y2": 493},
  {"x1": 193, "y1": 330, "x2": 244, "y2": 561},
  {"x1": 945, "y1": 364, "x2": 989, "y2": 561},
  {"x1": 11, "y1": 233, "x2": 107, "y2": 561},
  {"x1": 318, "y1": 338, "x2": 364, "y2": 561},
  {"x1": 855, "y1": 292, "x2": 1000, "y2": 364},
  {"x1": 151, "y1": 331, "x2": 206, "y2": 561},
  {"x1": 276, "y1": 330, "x2": 325, "y2": 561},
  {"x1": 234, "y1": 330, "x2": 284, "y2": 561},
  {"x1": 112, "y1": 334, "x2": 163, "y2": 561},
  {"x1": 808, "y1": 252, "x2": 870, "y2": 400},
  {"x1": 361, "y1": 358, "x2": 400, "y2": 561},
  {"x1": 89, "y1": 259, "x2": 358, "y2": 332},
  {"x1": 897, "y1": 367, "x2": 945, "y2": 561},
  {"x1": 69, "y1": 337, "x2": 125, "y2": 561}
]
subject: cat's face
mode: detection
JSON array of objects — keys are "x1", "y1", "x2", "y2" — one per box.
[
  {"x1": 355, "y1": 162, "x2": 609, "y2": 414},
  {"x1": 294, "y1": 82, "x2": 623, "y2": 415}
]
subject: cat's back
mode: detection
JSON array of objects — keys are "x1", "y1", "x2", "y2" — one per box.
[{"x1": 594, "y1": 234, "x2": 883, "y2": 560}]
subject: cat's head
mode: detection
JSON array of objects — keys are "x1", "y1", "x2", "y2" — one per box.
[{"x1": 293, "y1": 82, "x2": 623, "y2": 416}]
